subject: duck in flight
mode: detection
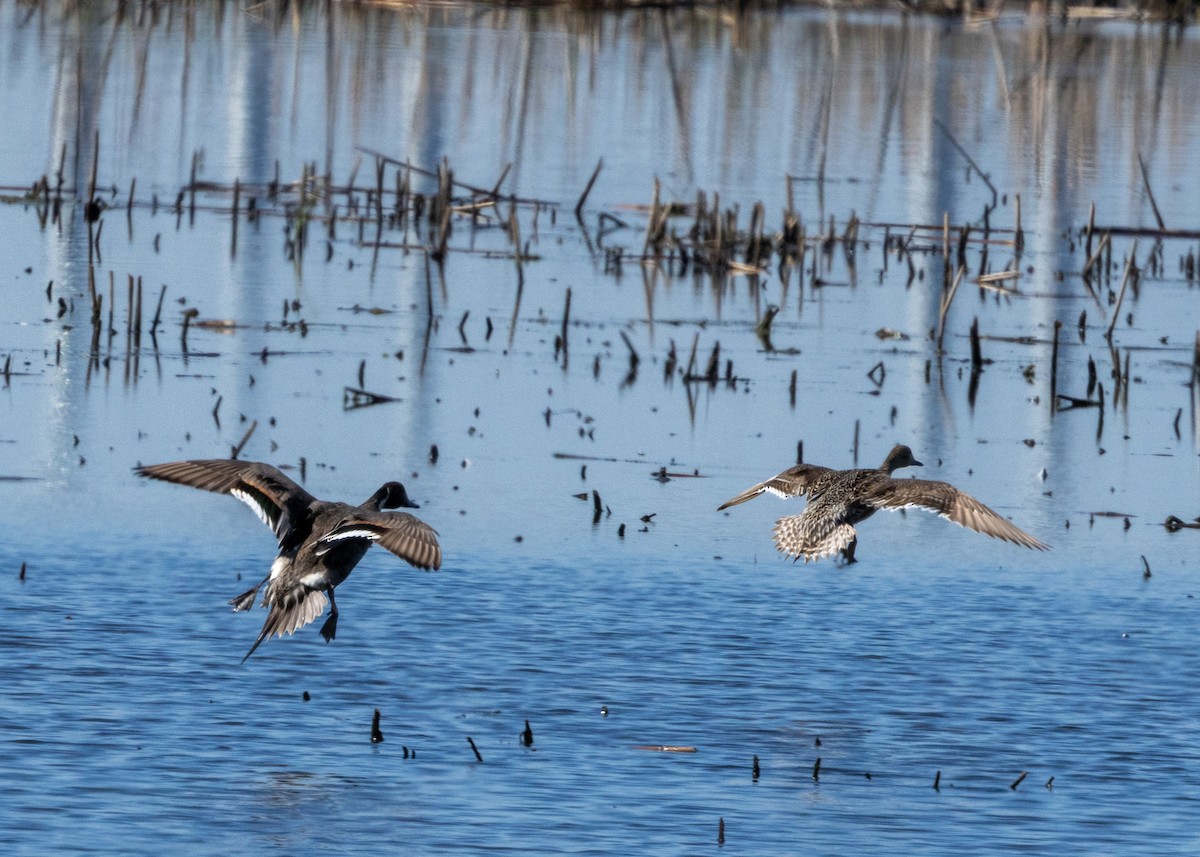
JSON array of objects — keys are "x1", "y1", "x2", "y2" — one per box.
[
  {"x1": 717, "y1": 445, "x2": 1047, "y2": 563},
  {"x1": 135, "y1": 459, "x2": 441, "y2": 660}
]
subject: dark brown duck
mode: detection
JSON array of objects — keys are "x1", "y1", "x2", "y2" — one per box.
[{"x1": 135, "y1": 459, "x2": 441, "y2": 660}]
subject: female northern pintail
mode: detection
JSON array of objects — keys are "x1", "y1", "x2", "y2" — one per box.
[
  {"x1": 135, "y1": 459, "x2": 441, "y2": 660},
  {"x1": 718, "y1": 444, "x2": 1048, "y2": 563}
]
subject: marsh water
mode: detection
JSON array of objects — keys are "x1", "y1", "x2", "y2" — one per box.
[{"x1": 2, "y1": 2, "x2": 1200, "y2": 853}]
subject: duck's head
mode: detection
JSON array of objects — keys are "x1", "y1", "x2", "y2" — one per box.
[
  {"x1": 882, "y1": 445, "x2": 923, "y2": 473},
  {"x1": 373, "y1": 481, "x2": 420, "y2": 510}
]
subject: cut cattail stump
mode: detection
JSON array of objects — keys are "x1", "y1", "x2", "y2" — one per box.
[
  {"x1": 521, "y1": 720, "x2": 534, "y2": 747},
  {"x1": 371, "y1": 709, "x2": 384, "y2": 744}
]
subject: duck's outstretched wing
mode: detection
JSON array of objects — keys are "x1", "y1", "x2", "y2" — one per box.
[
  {"x1": 317, "y1": 513, "x2": 442, "y2": 570},
  {"x1": 866, "y1": 478, "x2": 1049, "y2": 550},
  {"x1": 717, "y1": 463, "x2": 834, "y2": 510},
  {"x1": 134, "y1": 459, "x2": 316, "y2": 549}
]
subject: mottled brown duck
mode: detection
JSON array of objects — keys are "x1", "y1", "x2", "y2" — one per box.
[
  {"x1": 718, "y1": 445, "x2": 1048, "y2": 563},
  {"x1": 135, "y1": 459, "x2": 441, "y2": 660}
]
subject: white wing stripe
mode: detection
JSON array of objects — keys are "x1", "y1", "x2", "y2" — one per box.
[
  {"x1": 231, "y1": 487, "x2": 273, "y2": 529},
  {"x1": 319, "y1": 528, "x2": 381, "y2": 544}
]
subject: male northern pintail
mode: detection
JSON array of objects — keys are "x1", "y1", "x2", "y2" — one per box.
[
  {"x1": 718, "y1": 444, "x2": 1048, "y2": 563},
  {"x1": 135, "y1": 459, "x2": 441, "y2": 660}
]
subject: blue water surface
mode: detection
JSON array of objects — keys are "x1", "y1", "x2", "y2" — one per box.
[{"x1": 1, "y1": 2, "x2": 1199, "y2": 854}]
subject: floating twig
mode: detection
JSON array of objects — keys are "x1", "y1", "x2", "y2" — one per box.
[{"x1": 343, "y1": 387, "x2": 401, "y2": 410}]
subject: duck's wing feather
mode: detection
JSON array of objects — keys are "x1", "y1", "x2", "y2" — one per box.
[
  {"x1": 865, "y1": 478, "x2": 1049, "y2": 550},
  {"x1": 718, "y1": 464, "x2": 835, "y2": 510},
  {"x1": 317, "y1": 513, "x2": 442, "y2": 570},
  {"x1": 135, "y1": 459, "x2": 315, "y2": 544}
]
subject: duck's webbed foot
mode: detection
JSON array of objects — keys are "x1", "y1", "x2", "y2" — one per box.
[
  {"x1": 840, "y1": 539, "x2": 858, "y2": 565},
  {"x1": 229, "y1": 576, "x2": 268, "y2": 612},
  {"x1": 319, "y1": 588, "x2": 339, "y2": 643}
]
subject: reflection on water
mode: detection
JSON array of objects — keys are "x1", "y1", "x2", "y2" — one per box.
[{"x1": 2, "y1": 2, "x2": 1200, "y2": 854}]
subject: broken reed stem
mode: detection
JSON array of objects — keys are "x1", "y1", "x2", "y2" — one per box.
[
  {"x1": 134, "y1": 276, "x2": 143, "y2": 351},
  {"x1": 1106, "y1": 240, "x2": 1137, "y2": 342},
  {"x1": 942, "y1": 212, "x2": 950, "y2": 282},
  {"x1": 936, "y1": 265, "x2": 966, "y2": 352},
  {"x1": 932, "y1": 116, "x2": 998, "y2": 206},
  {"x1": 189, "y1": 150, "x2": 198, "y2": 225},
  {"x1": 231, "y1": 178, "x2": 240, "y2": 257},
  {"x1": 1137, "y1": 152, "x2": 1166, "y2": 231},
  {"x1": 1085, "y1": 201, "x2": 1096, "y2": 258},
  {"x1": 87, "y1": 128, "x2": 99, "y2": 207},
  {"x1": 1014, "y1": 193, "x2": 1023, "y2": 253},
  {"x1": 231, "y1": 420, "x2": 257, "y2": 459},
  {"x1": 642, "y1": 178, "x2": 661, "y2": 257},
  {"x1": 150, "y1": 285, "x2": 166, "y2": 338},
  {"x1": 1050, "y1": 319, "x2": 1061, "y2": 414},
  {"x1": 560, "y1": 287, "x2": 571, "y2": 368},
  {"x1": 1082, "y1": 231, "x2": 1110, "y2": 281},
  {"x1": 574, "y1": 158, "x2": 603, "y2": 219},
  {"x1": 1192, "y1": 330, "x2": 1200, "y2": 388}
]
